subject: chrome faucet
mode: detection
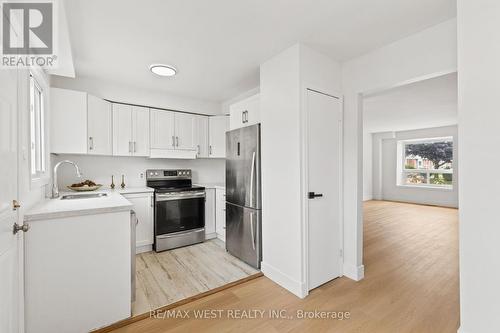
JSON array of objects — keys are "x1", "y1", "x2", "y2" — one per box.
[{"x1": 52, "y1": 160, "x2": 83, "y2": 198}]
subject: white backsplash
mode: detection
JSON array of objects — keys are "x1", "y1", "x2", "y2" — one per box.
[{"x1": 51, "y1": 154, "x2": 225, "y2": 189}]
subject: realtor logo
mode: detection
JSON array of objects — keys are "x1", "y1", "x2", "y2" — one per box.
[
  {"x1": 1, "y1": 0, "x2": 58, "y2": 68},
  {"x1": 2, "y1": 2, "x2": 53, "y2": 54}
]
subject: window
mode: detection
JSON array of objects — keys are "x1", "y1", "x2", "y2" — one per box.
[
  {"x1": 30, "y1": 73, "x2": 46, "y2": 178},
  {"x1": 399, "y1": 137, "x2": 453, "y2": 188}
]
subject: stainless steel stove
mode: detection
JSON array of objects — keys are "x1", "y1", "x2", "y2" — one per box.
[{"x1": 147, "y1": 169, "x2": 205, "y2": 252}]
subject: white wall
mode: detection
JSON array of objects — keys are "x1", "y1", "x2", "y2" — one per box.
[
  {"x1": 221, "y1": 87, "x2": 260, "y2": 115},
  {"x1": 373, "y1": 126, "x2": 458, "y2": 208},
  {"x1": 363, "y1": 131, "x2": 373, "y2": 201},
  {"x1": 50, "y1": 76, "x2": 222, "y2": 115},
  {"x1": 51, "y1": 154, "x2": 225, "y2": 189},
  {"x1": 457, "y1": 2, "x2": 500, "y2": 332},
  {"x1": 260, "y1": 44, "x2": 302, "y2": 296},
  {"x1": 341, "y1": 19, "x2": 457, "y2": 281},
  {"x1": 260, "y1": 43, "x2": 341, "y2": 297}
]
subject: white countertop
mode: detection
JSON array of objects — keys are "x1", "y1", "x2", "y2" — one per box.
[
  {"x1": 105, "y1": 186, "x2": 154, "y2": 194},
  {"x1": 195, "y1": 183, "x2": 226, "y2": 190},
  {"x1": 24, "y1": 191, "x2": 133, "y2": 222}
]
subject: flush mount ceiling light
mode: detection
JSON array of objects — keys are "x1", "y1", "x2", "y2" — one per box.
[{"x1": 149, "y1": 64, "x2": 177, "y2": 77}]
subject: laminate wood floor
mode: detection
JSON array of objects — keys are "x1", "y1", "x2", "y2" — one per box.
[
  {"x1": 133, "y1": 239, "x2": 260, "y2": 316},
  {"x1": 118, "y1": 201, "x2": 459, "y2": 332}
]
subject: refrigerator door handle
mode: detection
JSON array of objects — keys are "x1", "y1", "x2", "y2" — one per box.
[
  {"x1": 249, "y1": 151, "x2": 256, "y2": 207},
  {"x1": 250, "y1": 211, "x2": 256, "y2": 250}
]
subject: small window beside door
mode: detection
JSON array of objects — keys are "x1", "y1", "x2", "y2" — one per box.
[{"x1": 30, "y1": 73, "x2": 46, "y2": 180}]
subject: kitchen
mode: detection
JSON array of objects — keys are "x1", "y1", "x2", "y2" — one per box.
[
  {"x1": 1, "y1": 2, "x2": 476, "y2": 333},
  {"x1": 21, "y1": 80, "x2": 263, "y2": 331}
]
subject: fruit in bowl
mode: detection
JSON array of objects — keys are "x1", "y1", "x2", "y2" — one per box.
[{"x1": 67, "y1": 180, "x2": 102, "y2": 192}]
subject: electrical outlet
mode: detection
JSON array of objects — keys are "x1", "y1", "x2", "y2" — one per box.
[{"x1": 140, "y1": 172, "x2": 144, "y2": 179}]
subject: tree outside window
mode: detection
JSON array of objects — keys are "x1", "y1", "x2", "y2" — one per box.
[{"x1": 401, "y1": 138, "x2": 453, "y2": 187}]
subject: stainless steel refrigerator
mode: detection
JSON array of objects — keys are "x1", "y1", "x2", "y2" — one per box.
[{"x1": 225, "y1": 124, "x2": 262, "y2": 269}]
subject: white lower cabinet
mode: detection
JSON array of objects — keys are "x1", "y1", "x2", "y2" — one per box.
[
  {"x1": 204, "y1": 188, "x2": 217, "y2": 239},
  {"x1": 215, "y1": 188, "x2": 226, "y2": 241},
  {"x1": 123, "y1": 192, "x2": 154, "y2": 252},
  {"x1": 25, "y1": 211, "x2": 131, "y2": 333}
]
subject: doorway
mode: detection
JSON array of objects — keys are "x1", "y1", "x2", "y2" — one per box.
[{"x1": 360, "y1": 73, "x2": 460, "y2": 330}]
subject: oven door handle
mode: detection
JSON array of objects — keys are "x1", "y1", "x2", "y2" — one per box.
[{"x1": 156, "y1": 192, "x2": 206, "y2": 201}]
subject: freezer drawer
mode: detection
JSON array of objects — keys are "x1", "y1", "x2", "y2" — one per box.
[{"x1": 225, "y1": 202, "x2": 262, "y2": 269}]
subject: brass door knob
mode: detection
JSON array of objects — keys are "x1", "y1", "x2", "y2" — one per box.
[
  {"x1": 12, "y1": 200, "x2": 21, "y2": 210},
  {"x1": 13, "y1": 223, "x2": 29, "y2": 234}
]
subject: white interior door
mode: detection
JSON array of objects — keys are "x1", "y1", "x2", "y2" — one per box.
[
  {"x1": 0, "y1": 66, "x2": 22, "y2": 332},
  {"x1": 307, "y1": 89, "x2": 342, "y2": 290}
]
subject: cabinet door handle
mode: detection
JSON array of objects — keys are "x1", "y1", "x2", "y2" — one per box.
[
  {"x1": 242, "y1": 111, "x2": 245, "y2": 124},
  {"x1": 209, "y1": 145, "x2": 212, "y2": 155},
  {"x1": 197, "y1": 144, "x2": 200, "y2": 156},
  {"x1": 128, "y1": 141, "x2": 132, "y2": 153},
  {"x1": 133, "y1": 141, "x2": 137, "y2": 153},
  {"x1": 176, "y1": 136, "x2": 179, "y2": 147},
  {"x1": 89, "y1": 137, "x2": 94, "y2": 150},
  {"x1": 172, "y1": 136, "x2": 175, "y2": 147}
]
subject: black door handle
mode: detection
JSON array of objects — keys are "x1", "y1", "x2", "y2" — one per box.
[{"x1": 308, "y1": 192, "x2": 323, "y2": 199}]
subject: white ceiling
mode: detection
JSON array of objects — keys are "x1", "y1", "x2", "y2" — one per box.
[
  {"x1": 363, "y1": 73, "x2": 458, "y2": 133},
  {"x1": 61, "y1": 0, "x2": 456, "y2": 102}
]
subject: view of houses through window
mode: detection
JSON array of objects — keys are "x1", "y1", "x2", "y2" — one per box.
[{"x1": 400, "y1": 137, "x2": 453, "y2": 188}]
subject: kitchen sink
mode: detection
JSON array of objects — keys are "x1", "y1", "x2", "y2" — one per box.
[{"x1": 60, "y1": 193, "x2": 108, "y2": 200}]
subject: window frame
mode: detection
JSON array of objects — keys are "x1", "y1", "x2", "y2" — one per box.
[
  {"x1": 28, "y1": 68, "x2": 50, "y2": 187},
  {"x1": 398, "y1": 136, "x2": 454, "y2": 190}
]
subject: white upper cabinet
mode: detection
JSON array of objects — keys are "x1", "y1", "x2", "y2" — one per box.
[
  {"x1": 112, "y1": 104, "x2": 133, "y2": 156},
  {"x1": 194, "y1": 115, "x2": 209, "y2": 158},
  {"x1": 150, "y1": 109, "x2": 197, "y2": 158},
  {"x1": 229, "y1": 94, "x2": 260, "y2": 130},
  {"x1": 174, "y1": 113, "x2": 196, "y2": 150},
  {"x1": 51, "y1": 88, "x2": 88, "y2": 154},
  {"x1": 51, "y1": 88, "x2": 112, "y2": 155},
  {"x1": 87, "y1": 95, "x2": 112, "y2": 155},
  {"x1": 112, "y1": 103, "x2": 150, "y2": 156},
  {"x1": 208, "y1": 115, "x2": 229, "y2": 158},
  {"x1": 150, "y1": 109, "x2": 175, "y2": 150},
  {"x1": 132, "y1": 106, "x2": 150, "y2": 157},
  {"x1": 51, "y1": 88, "x2": 226, "y2": 160}
]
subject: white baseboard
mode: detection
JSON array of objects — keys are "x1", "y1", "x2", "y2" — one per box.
[
  {"x1": 343, "y1": 263, "x2": 365, "y2": 281},
  {"x1": 457, "y1": 327, "x2": 467, "y2": 333},
  {"x1": 205, "y1": 232, "x2": 217, "y2": 240},
  {"x1": 136, "y1": 244, "x2": 152, "y2": 254},
  {"x1": 261, "y1": 262, "x2": 307, "y2": 298}
]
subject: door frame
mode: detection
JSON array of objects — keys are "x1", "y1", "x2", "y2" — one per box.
[{"x1": 299, "y1": 84, "x2": 344, "y2": 297}]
